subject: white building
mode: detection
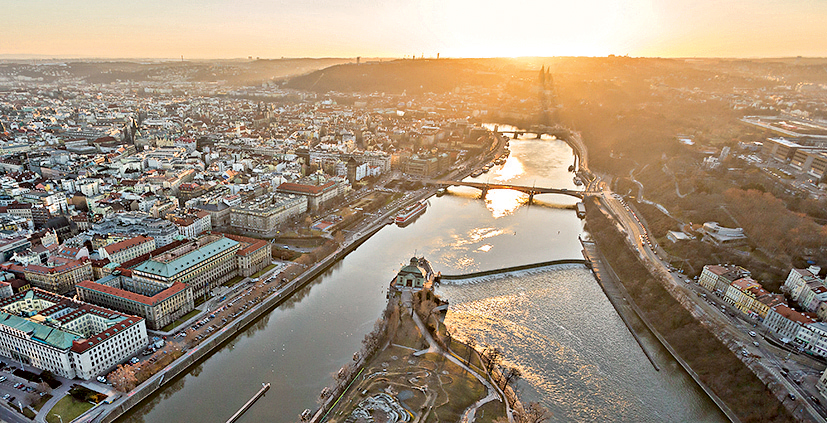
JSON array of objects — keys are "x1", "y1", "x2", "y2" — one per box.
[
  {"x1": 98, "y1": 235, "x2": 156, "y2": 265},
  {"x1": 784, "y1": 267, "x2": 823, "y2": 303},
  {"x1": 0, "y1": 289, "x2": 147, "y2": 380}
]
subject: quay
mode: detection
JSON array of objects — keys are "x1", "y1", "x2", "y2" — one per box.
[
  {"x1": 225, "y1": 383, "x2": 271, "y2": 423},
  {"x1": 580, "y1": 237, "x2": 741, "y2": 423},
  {"x1": 580, "y1": 239, "x2": 661, "y2": 372}
]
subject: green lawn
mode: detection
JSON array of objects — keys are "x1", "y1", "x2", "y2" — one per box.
[
  {"x1": 31, "y1": 393, "x2": 53, "y2": 411},
  {"x1": 251, "y1": 264, "x2": 277, "y2": 278},
  {"x1": 45, "y1": 395, "x2": 94, "y2": 423},
  {"x1": 222, "y1": 275, "x2": 245, "y2": 287},
  {"x1": 161, "y1": 309, "x2": 202, "y2": 332},
  {"x1": 193, "y1": 294, "x2": 212, "y2": 308}
]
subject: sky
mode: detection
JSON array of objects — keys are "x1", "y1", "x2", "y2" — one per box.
[{"x1": 3, "y1": 0, "x2": 826, "y2": 59}]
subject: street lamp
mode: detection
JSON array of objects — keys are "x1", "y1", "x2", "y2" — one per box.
[{"x1": 53, "y1": 414, "x2": 64, "y2": 423}]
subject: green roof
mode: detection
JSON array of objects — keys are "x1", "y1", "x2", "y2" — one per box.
[
  {"x1": 0, "y1": 312, "x2": 81, "y2": 350},
  {"x1": 133, "y1": 238, "x2": 239, "y2": 279}
]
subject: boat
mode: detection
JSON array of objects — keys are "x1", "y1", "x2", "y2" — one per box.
[
  {"x1": 481, "y1": 165, "x2": 491, "y2": 173},
  {"x1": 470, "y1": 169, "x2": 483, "y2": 177},
  {"x1": 436, "y1": 187, "x2": 446, "y2": 196},
  {"x1": 395, "y1": 200, "x2": 427, "y2": 226}
]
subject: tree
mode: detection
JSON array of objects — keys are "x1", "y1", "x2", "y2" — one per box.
[
  {"x1": 503, "y1": 367, "x2": 522, "y2": 390},
  {"x1": 109, "y1": 364, "x2": 139, "y2": 392},
  {"x1": 465, "y1": 335, "x2": 477, "y2": 370},
  {"x1": 517, "y1": 402, "x2": 552, "y2": 423}
]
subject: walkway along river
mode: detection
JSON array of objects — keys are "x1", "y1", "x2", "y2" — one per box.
[{"x1": 119, "y1": 131, "x2": 726, "y2": 423}]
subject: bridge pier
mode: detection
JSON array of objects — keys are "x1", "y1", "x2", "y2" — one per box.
[
  {"x1": 480, "y1": 187, "x2": 488, "y2": 199},
  {"x1": 528, "y1": 192, "x2": 534, "y2": 205},
  {"x1": 512, "y1": 132, "x2": 518, "y2": 139}
]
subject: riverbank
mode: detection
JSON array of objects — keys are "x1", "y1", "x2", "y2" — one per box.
[
  {"x1": 316, "y1": 282, "x2": 513, "y2": 423},
  {"x1": 95, "y1": 202, "x2": 417, "y2": 422},
  {"x1": 584, "y1": 198, "x2": 794, "y2": 422}
]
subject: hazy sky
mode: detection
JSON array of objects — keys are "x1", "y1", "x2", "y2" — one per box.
[{"x1": 3, "y1": 0, "x2": 826, "y2": 59}]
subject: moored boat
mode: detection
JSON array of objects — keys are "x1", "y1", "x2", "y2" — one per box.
[{"x1": 395, "y1": 200, "x2": 427, "y2": 226}]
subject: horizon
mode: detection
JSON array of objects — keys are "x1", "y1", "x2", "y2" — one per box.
[{"x1": 4, "y1": 0, "x2": 826, "y2": 59}]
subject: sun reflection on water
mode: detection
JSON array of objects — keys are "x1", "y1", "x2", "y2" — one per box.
[
  {"x1": 493, "y1": 156, "x2": 525, "y2": 182},
  {"x1": 484, "y1": 189, "x2": 526, "y2": 218}
]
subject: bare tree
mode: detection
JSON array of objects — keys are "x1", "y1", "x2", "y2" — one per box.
[
  {"x1": 518, "y1": 402, "x2": 552, "y2": 423},
  {"x1": 503, "y1": 367, "x2": 522, "y2": 390}
]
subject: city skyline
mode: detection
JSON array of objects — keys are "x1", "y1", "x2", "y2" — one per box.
[{"x1": 3, "y1": 0, "x2": 827, "y2": 59}]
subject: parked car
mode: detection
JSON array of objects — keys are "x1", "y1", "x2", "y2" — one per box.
[
  {"x1": 749, "y1": 331, "x2": 757, "y2": 337},
  {"x1": 97, "y1": 376, "x2": 106, "y2": 383}
]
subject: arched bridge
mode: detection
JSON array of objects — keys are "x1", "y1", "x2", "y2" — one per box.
[{"x1": 425, "y1": 179, "x2": 589, "y2": 201}]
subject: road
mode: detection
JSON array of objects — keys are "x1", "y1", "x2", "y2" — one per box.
[{"x1": 596, "y1": 185, "x2": 827, "y2": 423}]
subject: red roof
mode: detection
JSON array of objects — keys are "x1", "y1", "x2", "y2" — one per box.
[
  {"x1": 219, "y1": 233, "x2": 269, "y2": 256},
  {"x1": 277, "y1": 180, "x2": 335, "y2": 195},
  {"x1": 76, "y1": 279, "x2": 189, "y2": 307},
  {"x1": 104, "y1": 235, "x2": 154, "y2": 255}
]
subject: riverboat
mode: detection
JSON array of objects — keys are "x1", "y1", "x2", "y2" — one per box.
[
  {"x1": 470, "y1": 169, "x2": 484, "y2": 177},
  {"x1": 395, "y1": 200, "x2": 427, "y2": 226},
  {"x1": 436, "y1": 187, "x2": 447, "y2": 196}
]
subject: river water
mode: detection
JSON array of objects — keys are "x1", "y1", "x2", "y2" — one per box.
[{"x1": 121, "y1": 130, "x2": 725, "y2": 423}]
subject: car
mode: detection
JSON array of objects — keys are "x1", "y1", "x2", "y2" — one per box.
[
  {"x1": 789, "y1": 393, "x2": 797, "y2": 400},
  {"x1": 130, "y1": 357, "x2": 140, "y2": 364},
  {"x1": 2, "y1": 394, "x2": 8, "y2": 400},
  {"x1": 13, "y1": 383, "x2": 22, "y2": 389},
  {"x1": 0, "y1": 376, "x2": 6, "y2": 382},
  {"x1": 749, "y1": 331, "x2": 757, "y2": 337},
  {"x1": 97, "y1": 376, "x2": 106, "y2": 383},
  {"x1": 811, "y1": 396, "x2": 821, "y2": 404},
  {"x1": 753, "y1": 341, "x2": 759, "y2": 347}
]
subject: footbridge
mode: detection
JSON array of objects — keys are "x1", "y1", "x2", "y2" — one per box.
[{"x1": 424, "y1": 179, "x2": 589, "y2": 201}]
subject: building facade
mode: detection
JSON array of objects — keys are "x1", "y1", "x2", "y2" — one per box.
[
  {"x1": 99, "y1": 235, "x2": 156, "y2": 265},
  {"x1": 76, "y1": 275, "x2": 194, "y2": 331},
  {"x1": 0, "y1": 289, "x2": 147, "y2": 380},
  {"x1": 130, "y1": 234, "x2": 240, "y2": 299},
  {"x1": 230, "y1": 193, "x2": 307, "y2": 237}
]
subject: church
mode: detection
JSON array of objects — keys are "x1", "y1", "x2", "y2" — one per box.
[{"x1": 391, "y1": 256, "x2": 435, "y2": 291}]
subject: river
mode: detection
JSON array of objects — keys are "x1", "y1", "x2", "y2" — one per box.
[{"x1": 120, "y1": 129, "x2": 725, "y2": 423}]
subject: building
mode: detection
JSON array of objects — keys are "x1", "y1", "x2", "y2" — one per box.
[
  {"x1": 276, "y1": 176, "x2": 346, "y2": 213},
  {"x1": 91, "y1": 213, "x2": 179, "y2": 247},
  {"x1": 230, "y1": 193, "x2": 307, "y2": 237},
  {"x1": 221, "y1": 234, "x2": 270, "y2": 278},
  {"x1": 784, "y1": 267, "x2": 823, "y2": 304},
  {"x1": 391, "y1": 257, "x2": 435, "y2": 291},
  {"x1": 723, "y1": 277, "x2": 761, "y2": 316},
  {"x1": 795, "y1": 322, "x2": 827, "y2": 357},
  {"x1": 167, "y1": 209, "x2": 212, "y2": 239},
  {"x1": 18, "y1": 258, "x2": 93, "y2": 295},
  {"x1": 76, "y1": 275, "x2": 193, "y2": 331},
  {"x1": 701, "y1": 222, "x2": 747, "y2": 246},
  {"x1": 130, "y1": 234, "x2": 240, "y2": 299},
  {"x1": 698, "y1": 264, "x2": 750, "y2": 295},
  {"x1": 763, "y1": 304, "x2": 816, "y2": 343},
  {"x1": 98, "y1": 235, "x2": 156, "y2": 266},
  {"x1": 0, "y1": 289, "x2": 147, "y2": 380}
]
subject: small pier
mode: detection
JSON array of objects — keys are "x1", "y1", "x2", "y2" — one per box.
[{"x1": 226, "y1": 383, "x2": 271, "y2": 423}]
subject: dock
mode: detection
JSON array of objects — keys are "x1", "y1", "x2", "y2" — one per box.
[{"x1": 226, "y1": 383, "x2": 270, "y2": 423}]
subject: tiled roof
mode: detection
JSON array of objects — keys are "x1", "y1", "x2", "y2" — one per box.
[
  {"x1": 103, "y1": 235, "x2": 153, "y2": 255},
  {"x1": 77, "y1": 279, "x2": 188, "y2": 306}
]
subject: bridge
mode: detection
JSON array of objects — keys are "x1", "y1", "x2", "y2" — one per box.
[
  {"x1": 424, "y1": 179, "x2": 590, "y2": 202},
  {"x1": 492, "y1": 124, "x2": 589, "y2": 172}
]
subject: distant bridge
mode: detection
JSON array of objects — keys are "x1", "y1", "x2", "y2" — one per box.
[
  {"x1": 425, "y1": 179, "x2": 589, "y2": 201},
  {"x1": 492, "y1": 124, "x2": 589, "y2": 171}
]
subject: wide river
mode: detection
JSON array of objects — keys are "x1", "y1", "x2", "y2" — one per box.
[{"x1": 122, "y1": 128, "x2": 725, "y2": 422}]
